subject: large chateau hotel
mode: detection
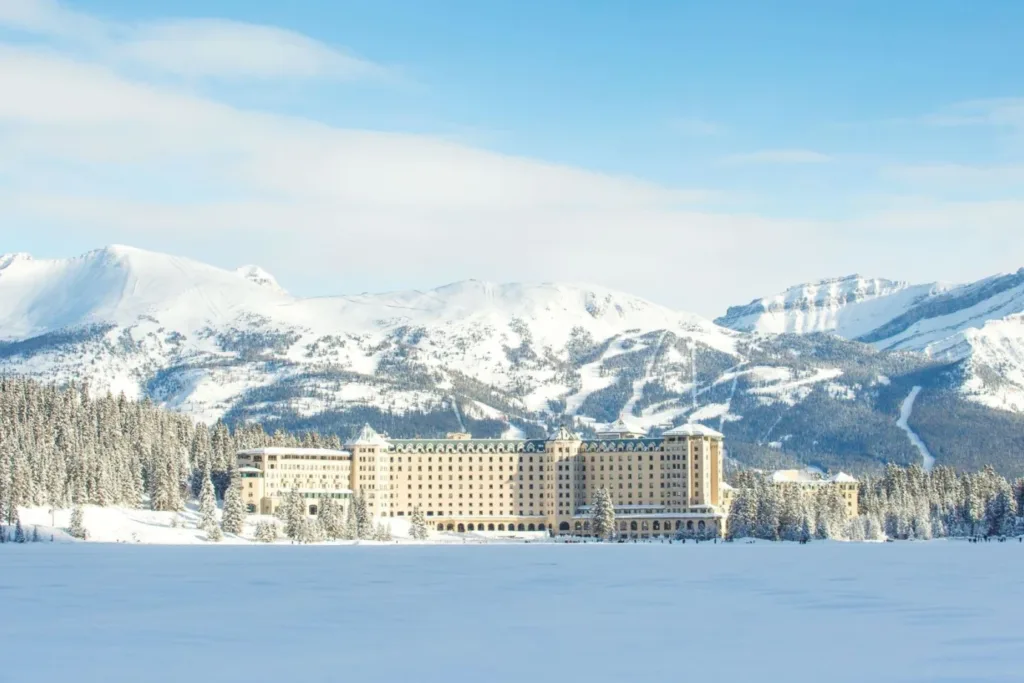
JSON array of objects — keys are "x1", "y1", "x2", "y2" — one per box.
[{"x1": 237, "y1": 419, "x2": 731, "y2": 538}]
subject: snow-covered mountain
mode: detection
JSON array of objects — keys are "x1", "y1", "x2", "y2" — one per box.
[
  {"x1": 3, "y1": 245, "x2": 1023, "y2": 477},
  {"x1": 715, "y1": 275, "x2": 946, "y2": 339},
  {"x1": 717, "y1": 270, "x2": 1024, "y2": 414}
]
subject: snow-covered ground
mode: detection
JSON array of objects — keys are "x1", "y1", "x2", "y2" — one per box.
[
  {"x1": 13, "y1": 505, "x2": 549, "y2": 545},
  {"x1": 2, "y1": 541, "x2": 1022, "y2": 682},
  {"x1": 897, "y1": 386, "x2": 935, "y2": 472}
]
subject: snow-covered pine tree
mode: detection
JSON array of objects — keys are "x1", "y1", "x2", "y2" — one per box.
[
  {"x1": 409, "y1": 507, "x2": 428, "y2": 540},
  {"x1": 14, "y1": 518, "x2": 26, "y2": 543},
  {"x1": 207, "y1": 524, "x2": 223, "y2": 542},
  {"x1": 354, "y1": 492, "x2": 372, "y2": 539},
  {"x1": 989, "y1": 488, "x2": 1017, "y2": 537},
  {"x1": 68, "y1": 505, "x2": 88, "y2": 540},
  {"x1": 198, "y1": 463, "x2": 218, "y2": 533},
  {"x1": 777, "y1": 484, "x2": 805, "y2": 542},
  {"x1": 1013, "y1": 478, "x2": 1024, "y2": 518},
  {"x1": 590, "y1": 487, "x2": 616, "y2": 540},
  {"x1": 374, "y1": 522, "x2": 393, "y2": 542},
  {"x1": 295, "y1": 517, "x2": 317, "y2": 544},
  {"x1": 220, "y1": 464, "x2": 246, "y2": 535},
  {"x1": 318, "y1": 496, "x2": 344, "y2": 540},
  {"x1": 254, "y1": 520, "x2": 278, "y2": 543},
  {"x1": 284, "y1": 488, "x2": 305, "y2": 540},
  {"x1": 754, "y1": 476, "x2": 781, "y2": 540}
]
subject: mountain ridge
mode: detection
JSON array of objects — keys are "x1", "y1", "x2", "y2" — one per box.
[{"x1": 2, "y1": 245, "x2": 1024, "y2": 478}]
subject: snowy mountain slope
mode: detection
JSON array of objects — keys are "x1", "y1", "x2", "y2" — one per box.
[
  {"x1": 717, "y1": 269, "x2": 1024, "y2": 417},
  {"x1": 0, "y1": 245, "x2": 738, "y2": 426},
  {"x1": 716, "y1": 275, "x2": 950, "y2": 339},
  {"x1": 3, "y1": 245, "x2": 1023, "y2": 476}
]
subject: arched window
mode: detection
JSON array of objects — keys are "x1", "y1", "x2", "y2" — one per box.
[
  {"x1": 246, "y1": 504, "x2": 256, "y2": 513},
  {"x1": 641, "y1": 521, "x2": 649, "y2": 531},
  {"x1": 538, "y1": 523, "x2": 546, "y2": 532},
  {"x1": 457, "y1": 523, "x2": 466, "y2": 533},
  {"x1": 652, "y1": 521, "x2": 661, "y2": 531},
  {"x1": 573, "y1": 521, "x2": 581, "y2": 531},
  {"x1": 437, "y1": 523, "x2": 445, "y2": 531},
  {"x1": 686, "y1": 521, "x2": 693, "y2": 530},
  {"x1": 497, "y1": 524, "x2": 505, "y2": 531},
  {"x1": 583, "y1": 521, "x2": 591, "y2": 530},
  {"x1": 517, "y1": 523, "x2": 526, "y2": 531},
  {"x1": 675, "y1": 520, "x2": 681, "y2": 530},
  {"x1": 630, "y1": 521, "x2": 638, "y2": 531},
  {"x1": 527, "y1": 524, "x2": 536, "y2": 531},
  {"x1": 467, "y1": 523, "x2": 475, "y2": 531},
  {"x1": 698, "y1": 520, "x2": 706, "y2": 531},
  {"x1": 447, "y1": 523, "x2": 455, "y2": 531}
]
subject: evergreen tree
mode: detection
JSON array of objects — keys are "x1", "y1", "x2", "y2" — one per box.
[
  {"x1": 342, "y1": 497, "x2": 358, "y2": 540},
  {"x1": 353, "y1": 492, "x2": 372, "y2": 539},
  {"x1": 254, "y1": 520, "x2": 278, "y2": 543},
  {"x1": 68, "y1": 505, "x2": 87, "y2": 540},
  {"x1": 284, "y1": 488, "x2": 305, "y2": 540},
  {"x1": 374, "y1": 522, "x2": 393, "y2": 541},
  {"x1": 590, "y1": 487, "x2": 616, "y2": 540},
  {"x1": 207, "y1": 524, "x2": 223, "y2": 542},
  {"x1": 220, "y1": 465, "x2": 246, "y2": 535},
  {"x1": 317, "y1": 496, "x2": 344, "y2": 540},
  {"x1": 409, "y1": 507, "x2": 429, "y2": 540},
  {"x1": 198, "y1": 463, "x2": 218, "y2": 533},
  {"x1": 14, "y1": 518, "x2": 25, "y2": 543}
]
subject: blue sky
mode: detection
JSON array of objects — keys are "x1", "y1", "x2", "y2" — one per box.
[{"x1": 1, "y1": 0, "x2": 1023, "y2": 315}]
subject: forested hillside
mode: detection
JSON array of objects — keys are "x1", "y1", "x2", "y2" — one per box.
[{"x1": 0, "y1": 377, "x2": 330, "y2": 520}]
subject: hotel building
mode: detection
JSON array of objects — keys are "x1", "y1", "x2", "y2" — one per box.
[
  {"x1": 237, "y1": 420, "x2": 729, "y2": 538},
  {"x1": 770, "y1": 469, "x2": 860, "y2": 517}
]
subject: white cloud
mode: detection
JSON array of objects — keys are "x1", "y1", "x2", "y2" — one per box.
[
  {"x1": 0, "y1": 4, "x2": 1021, "y2": 318},
  {"x1": 118, "y1": 19, "x2": 384, "y2": 80},
  {"x1": 0, "y1": 0, "x2": 102, "y2": 39},
  {"x1": 720, "y1": 149, "x2": 831, "y2": 165},
  {"x1": 922, "y1": 98, "x2": 1024, "y2": 130},
  {"x1": 0, "y1": 0, "x2": 386, "y2": 80}
]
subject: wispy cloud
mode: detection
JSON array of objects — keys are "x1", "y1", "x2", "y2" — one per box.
[
  {"x1": 1, "y1": 2, "x2": 1021, "y2": 315},
  {"x1": 670, "y1": 117, "x2": 725, "y2": 137},
  {"x1": 720, "y1": 149, "x2": 831, "y2": 165},
  {"x1": 0, "y1": 0, "x2": 387, "y2": 80},
  {"x1": 921, "y1": 98, "x2": 1024, "y2": 129},
  {"x1": 883, "y1": 162, "x2": 1024, "y2": 189}
]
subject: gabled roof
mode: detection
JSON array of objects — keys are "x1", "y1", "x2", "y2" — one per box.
[
  {"x1": 600, "y1": 417, "x2": 646, "y2": 434},
  {"x1": 550, "y1": 425, "x2": 581, "y2": 441},
  {"x1": 345, "y1": 424, "x2": 391, "y2": 448},
  {"x1": 662, "y1": 423, "x2": 723, "y2": 439}
]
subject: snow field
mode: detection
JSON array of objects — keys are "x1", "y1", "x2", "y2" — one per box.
[
  {"x1": 1, "y1": 541, "x2": 1022, "y2": 683},
  {"x1": 13, "y1": 504, "x2": 550, "y2": 545}
]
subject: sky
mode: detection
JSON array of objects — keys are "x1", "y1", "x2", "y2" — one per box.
[{"x1": 1, "y1": 0, "x2": 1023, "y2": 317}]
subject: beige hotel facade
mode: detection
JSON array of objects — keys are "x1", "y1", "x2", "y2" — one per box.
[{"x1": 238, "y1": 420, "x2": 730, "y2": 538}]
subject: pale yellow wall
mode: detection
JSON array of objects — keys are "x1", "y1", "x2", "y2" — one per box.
[
  {"x1": 237, "y1": 432, "x2": 729, "y2": 536},
  {"x1": 238, "y1": 450, "x2": 352, "y2": 515}
]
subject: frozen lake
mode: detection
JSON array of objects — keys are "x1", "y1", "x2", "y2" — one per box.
[{"x1": 3, "y1": 541, "x2": 1022, "y2": 683}]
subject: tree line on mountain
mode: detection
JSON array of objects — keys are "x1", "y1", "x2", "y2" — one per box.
[{"x1": 726, "y1": 464, "x2": 1023, "y2": 542}]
